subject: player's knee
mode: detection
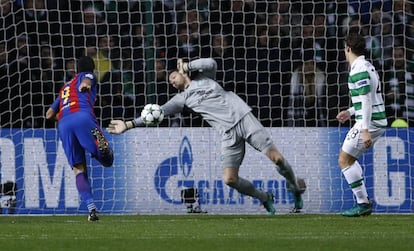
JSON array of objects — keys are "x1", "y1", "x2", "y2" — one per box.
[
  {"x1": 338, "y1": 158, "x2": 345, "y2": 169},
  {"x1": 266, "y1": 148, "x2": 283, "y2": 164},
  {"x1": 223, "y1": 176, "x2": 237, "y2": 187},
  {"x1": 338, "y1": 154, "x2": 353, "y2": 169},
  {"x1": 73, "y1": 164, "x2": 87, "y2": 174}
]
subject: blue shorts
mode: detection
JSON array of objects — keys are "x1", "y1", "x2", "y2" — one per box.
[{"x1": 58, "y1": 112, "x2": 109, "y2": 167}]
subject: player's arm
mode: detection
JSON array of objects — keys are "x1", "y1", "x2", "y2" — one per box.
[
  {"x1": 360, "y1": 93, "x2": 372, "y2": 130},
  {"x1": 107, "y1": 116, "x2": 144, "y2": 134},
  {"x1": 46, "y1": 96, "x2": 61, "y2": 121},
  {"x1": 188, "y1": 58, "x2": 217, "y2": 73},
  {"x1": 359, "y1": 88, "x2": 373, "y2": 148},
  {"x1": 178, "y1": 58, "x2": 217, "y2": 79},
  {"x1": 336, "y1": 107, "x2": 354, "y2": 124},
  {"x1": 78, "y1": 78, "x2": 92, "y2": 92},
  {"x1": 46, "y1": 108, "x2": 57, "y2": 120},
  {"x1": 106, "y1": 119, "x2": 137, "y2": 134},
  {"x1": 160, "y1": 94, "x2": 185, "y2": 117},
  {"x1": 107, "y1": 95, "x2": 185, "y2": 134}
]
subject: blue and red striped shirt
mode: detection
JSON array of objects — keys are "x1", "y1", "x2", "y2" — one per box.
[{"x1": 50, "y1": 72, "x2": 97, "y2": 121}]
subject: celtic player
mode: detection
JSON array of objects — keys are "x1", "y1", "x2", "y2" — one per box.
[
  {"x1": 108, "y1": 58, "x2": 306, "y2": 214},
  {"x1": 336, "y1": 32, "x2": 387, "y2": 217}
]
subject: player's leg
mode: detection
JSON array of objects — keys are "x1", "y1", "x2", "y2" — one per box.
[
  {"x1": 339, "y1": 125, "x2": 371, "y2": 216},
  {"x1": 90, "y1": 127, "x2": 114, "y2": 167},
  {"x1": 242, "y1": 113, "x2": 306, "y2": 211},
  {"x1": 73, "y1": 164, "x2": 99, "y2": 221},
  {"x1": 338, "y1": 149, "x2": 372, "y2": 217},
  {"x1": 223, "y1": 167, "x2": 274, "y2": 215},
  {"x1": 265, "y1": 147, "x2": 306, "y2": 211},
  {"x1": 339, "y1": 150, "x2": 370, "y2": 204},
  {"x1": 339, "y1": 126, "x2": 385, "y2": 217},
  {"x1": 61, "y1": 133, "x2": 98, "y2": 221},
  {"x1": 75, "y1": 115, "x2": 114, "y2": 167},
  {"x1": 59, "y1": 115, "x2": 102, "y2": 221},
  {"x1": 223, "y1": 166, "x2": 271, "y2": 201},
  {"x1": 266, "y1": 147, "x2": 297, "y2": 188},
  {"x1": 221, "y1": 129, "x2": 273, "y2": 214},
  {"x1": 58, "y1": 124, "x2": 99, "y2": 221}
]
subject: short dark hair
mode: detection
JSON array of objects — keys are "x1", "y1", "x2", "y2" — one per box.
[
  {"x1": 345, "y1": 32, "x2": 366, "y2": 56},
  {"x1": 77, "y1": 56, "x2": 95, "y2": 73}
]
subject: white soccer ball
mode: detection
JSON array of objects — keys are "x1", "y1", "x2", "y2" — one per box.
[{"x1": 141, "y1": 104, "x2": 164, "y2": 126}]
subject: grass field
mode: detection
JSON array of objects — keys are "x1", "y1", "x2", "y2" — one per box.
[{"x1": 0, "y1": 214, "x2": 413, "y2": 251}]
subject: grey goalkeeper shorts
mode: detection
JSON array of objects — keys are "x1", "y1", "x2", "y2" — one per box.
[{"x1": 220, "y1": 112, "x2": 274, "y2": 168}]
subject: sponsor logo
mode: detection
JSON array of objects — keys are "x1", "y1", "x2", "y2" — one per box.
[{"x1": 154, "y1": 136, "x2": 292, "y2": 206}]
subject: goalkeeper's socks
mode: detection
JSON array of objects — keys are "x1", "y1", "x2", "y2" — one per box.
[
  {"x1": 342, "y1": 161, "x2": 369, "y2": 204},
  {"x1": 275, "y1": 158, "x2": 298, "y2": 190},
  {"x1": 76, "y1": 172, "x2": 96, "y2": 210},
  {"x1": 231, "y1": 177, "x2": 268, "y2": 202}
]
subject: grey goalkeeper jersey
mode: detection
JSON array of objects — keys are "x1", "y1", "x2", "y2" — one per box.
[{"x1": 134, "y1": 58, "x2": 252, "y2": 135}]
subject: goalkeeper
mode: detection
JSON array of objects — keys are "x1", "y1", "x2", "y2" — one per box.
[
  {"x1": 46, "y1": 56, "x2": 114, "y2": 221},
  {"x1": 107, "y1": 58, "x2": 306, "y2": 214}
]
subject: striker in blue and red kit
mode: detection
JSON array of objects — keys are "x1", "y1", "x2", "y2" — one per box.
[
  {"x1": 50, "y1": 72, "x2": 113, "y2": 168},
  {"x1": 47, "y1": 57, "x2": 112, "y2": 220}
]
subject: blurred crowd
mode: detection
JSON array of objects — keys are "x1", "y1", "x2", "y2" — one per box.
[{"x1": 0, "y1": 0, "x2": 413, "y2": 128}]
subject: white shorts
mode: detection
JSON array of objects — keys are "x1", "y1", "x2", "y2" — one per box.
[{"x1": 341, "y1": 121, "x2": 385, "y2": 159}]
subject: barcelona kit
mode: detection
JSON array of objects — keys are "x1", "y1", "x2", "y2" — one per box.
[{"x1": 50, "y1": 72, "x2": 110, "y2": 167}]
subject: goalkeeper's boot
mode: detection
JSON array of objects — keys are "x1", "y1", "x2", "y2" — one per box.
[
  {"x1": 92, "y1": 128, "x2": 110, "y2": 154},
  {"x1": 88, "y1": 209, "x2": 99, "y2": 222},
  {"x1": 287, "y1": 178, "x2": 306, "y2": 213},
  {"x1": 341, "y1": 200, "x2": 373, "y2": 217},
  {"x1": 262, "y1": 192, "x2": 276, "y2": 215}
]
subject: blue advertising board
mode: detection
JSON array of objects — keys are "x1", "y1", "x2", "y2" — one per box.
[{"x1": 0, "y1": 128, "x2": 413, "y2": 214}]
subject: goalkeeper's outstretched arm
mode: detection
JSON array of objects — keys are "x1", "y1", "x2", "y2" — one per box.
[
  {"x1": 107, "y1": 95, "x2": 185, "y2": 135},
  {"x1": 108, "y1": 58, "x2": 197, "y2": 135}
]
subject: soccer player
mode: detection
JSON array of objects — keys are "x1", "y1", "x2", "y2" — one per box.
[
  {"x1": 46, "y1": 56, "x2": 114, "y2": 221},
  {"x1": 336, "y1": 32, "x2": 387, "y2": 217},
  {"x1": 107, "y1": 58, "x2": 306, "y2": 214}
]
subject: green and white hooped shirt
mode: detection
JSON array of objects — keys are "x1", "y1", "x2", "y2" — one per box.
[{"x1": 348, "y1": 56, "x2": 388, "y2": 130}]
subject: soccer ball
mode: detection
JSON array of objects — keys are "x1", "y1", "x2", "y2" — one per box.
[{"x1": 141, "y1": 104, "x2": 164, "y2": 126}]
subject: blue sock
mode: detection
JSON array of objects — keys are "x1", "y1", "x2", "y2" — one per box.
[{"x1": 76, "y1": 172, "x2": 96, "y2": 212}]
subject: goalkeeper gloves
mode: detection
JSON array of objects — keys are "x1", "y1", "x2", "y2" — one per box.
[
  {"x1": 107, "y1": 120, "x2": 135, "y2": 134},
  {"x1": 125, "y1": 121, "x2": 135, "y2": 129},
  {"x1": 177, "y1": 59, "x2": 189, "y2": 74}
]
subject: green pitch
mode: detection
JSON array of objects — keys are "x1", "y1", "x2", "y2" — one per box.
[{"x1": 0, "y1": 214, "x2": 412, "y2": 251}]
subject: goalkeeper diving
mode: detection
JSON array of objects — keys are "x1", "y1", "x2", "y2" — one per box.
[{"x1": 107, "y1": 58, "x2": 306, "y2": 214}]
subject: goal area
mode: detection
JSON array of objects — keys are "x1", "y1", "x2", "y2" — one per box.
[{"x1": 0, "y1": 1, "x2": 413, "y2": 214}]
